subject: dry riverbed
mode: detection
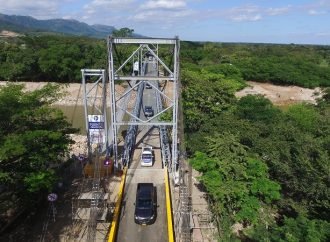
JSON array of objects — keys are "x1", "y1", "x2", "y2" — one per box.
[{"x1": 0, "y1": 80, "x2": 323, "y2": 156}]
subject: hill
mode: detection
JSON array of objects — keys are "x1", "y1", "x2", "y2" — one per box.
[{"x1": 0, "y1": 13, "x2": 116, "y2": 38}]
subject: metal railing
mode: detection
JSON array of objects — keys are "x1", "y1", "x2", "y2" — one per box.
[
  {"x1": 121, "y1": 61, "x2": 147, "y2": 167},
  {"x1": 155, "y1": 82, "x2": 172, "y2": 168}
]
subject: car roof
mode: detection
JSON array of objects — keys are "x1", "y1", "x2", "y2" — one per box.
[{"x1": 137, "y1": 183, "x2": 153, "y2": 195}]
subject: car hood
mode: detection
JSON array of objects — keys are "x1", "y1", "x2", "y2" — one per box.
[{"x1": 135, "y1": 207, "x2": 154, "y2": 218}]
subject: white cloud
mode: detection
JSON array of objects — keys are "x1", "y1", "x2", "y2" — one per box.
[
  {"x1": 225, "y1": 5, "x2": 263, "y2": 22},
  {"x1": 141, "y1": 0, "x2": 186, "y2": 10},
  {"x1": 316, "y1": 32, "x2": 330, "y2": 37},
  {"x1": 300, "y1": 1, "x2": 330, "y2": 15},
  {"x1": 0, "y1": 0, "x2": 60, "y2": 19},
  {"x1": 84, "y1": 0, "x2": 135, "y2": 8},
  {"x1": 232, "y1": 14, "x2": 262, "y2": 22},
  {"x1": 80, "y1": 0, "x2": 137, "y2": 25},
  {"x1": 231, "y1": 14, "x2": 262, "y2": 22},
  {"x1": 308, "y1": 9, "x2": 327, "y2": 15},
  {"x1": 83, "y1": 0, "x2": 135, "y2": 12},
  {"x1": 266, "y1": 6, "x2": 291, "y2": 16},
  {"x1": 129, "y1": 0, "x2": 193, "y2": 31},
  {"x1": 131, "y1": 8, "x2": 193, "y2": 24}
]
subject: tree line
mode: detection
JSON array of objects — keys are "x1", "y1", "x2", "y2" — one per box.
[
  {"x1": 1, "y1": 36, "x2": 330, "y2": 87},
  {"x1": 181, "y1": 54, "x2": 330, "y2": 240},
  {"x1": 0, "y1": 35, "x2": 107, "y2": 82}
]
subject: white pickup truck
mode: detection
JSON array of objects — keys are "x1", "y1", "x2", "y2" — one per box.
[{"x1": 141, "y1": 146, "x2": 154, "y2": 167}]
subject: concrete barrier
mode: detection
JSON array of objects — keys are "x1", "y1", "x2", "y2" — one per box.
[
  {"x1": 108, "y1": 167, "x2": 127, "y2": 242},
  {"x1": 165, "y1": 167, "x2": 175, "y2": 242}
]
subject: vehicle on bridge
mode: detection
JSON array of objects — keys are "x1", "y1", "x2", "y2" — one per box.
[
  {"x1": 133, "y1": 61, "x2": 139, "y2": 76},
  {"x1": 134, "y1": 183, "x2": 157, "y2": 225},
  {"x1": 144, "y1": 106, "x2": 154, "y2": 117},
  {"x1": 145, "y1": 82, "x2": 152, "y2": 89},
  {"x1": 141, "y1": 146, "x2": 154, "y2": 166}
]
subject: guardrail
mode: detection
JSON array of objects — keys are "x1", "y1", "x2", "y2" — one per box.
[
  {"x1": 165, "y1": 167, "x2": 175, "y2": 242},
  {"x1": 108, "y1": 167, "x2": 127, "y2": 242},
  {"x1": 156, "y1": 82, "x2": 171, "y2": 167}
]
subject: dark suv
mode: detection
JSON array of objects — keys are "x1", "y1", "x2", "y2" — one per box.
[
  {"x1": 144, "y1": 106, "x2": 154, "y2": 117},
  {"x1": 145, "y1": 82, "x2": 152, "y2": 89},
  {"x1": 134, "y1": 183, "x2": 156, "y2": 225}
]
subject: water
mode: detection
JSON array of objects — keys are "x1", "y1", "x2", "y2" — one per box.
[
  {"x1": 54, "y1": 105, "x2": 87, "y2": 134},
  {"x1": 54, "y1": 105, "x2": 126, "y2": 139},
  {"x1": 54, "y1": 105, "x2": 111, "y2": 135}
]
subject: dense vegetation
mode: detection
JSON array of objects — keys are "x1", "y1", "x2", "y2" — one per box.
[
  {"x1": 0, "y1": 35, "x2": 107, "y2": 82},
  {"x1": 0, "y1": 83, "x2": 77, "y2": 230},
  {"x1": 1, "y1": 36, "x2": 330, "y2": 88},
  {"x1": 181, "y1": 41, "x2": 330, "y2": 87},
  {"x1": 0, "y1": 35, "x2": 330, "y2": 240},
  {"x1": 181, "y1": 42, "x2": 330, "y2": 240}
]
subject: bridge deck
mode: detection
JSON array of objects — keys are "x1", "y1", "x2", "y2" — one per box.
[
  {"x1": 117, "y1": 126, "x2": 168, "y2": 242},
  {"x1": 116, "y1": 59, "x2": 170, "y2": 242}
]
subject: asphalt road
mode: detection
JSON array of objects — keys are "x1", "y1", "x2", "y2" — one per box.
[
  {"x1": 117, "y1": 59, "x2": 168, "y2": 242},
  {"x1": 117, "y1": 168, "x2": 167, "y2": 242}
]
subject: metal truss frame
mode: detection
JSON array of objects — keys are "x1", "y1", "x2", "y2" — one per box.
[
  {"x1": 107, "y1": 37, "x2": 180, "y2": 174},
  {"x1": 81, "y1": 69, "x2": 109, "y2": 157}
]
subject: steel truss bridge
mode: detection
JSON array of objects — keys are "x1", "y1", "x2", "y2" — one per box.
[{"x1": 71, "y1": 37, "x2": 193, "y2": 242}]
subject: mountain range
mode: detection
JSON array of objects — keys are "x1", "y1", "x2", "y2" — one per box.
[{"x1": 0, "y1": 13, "x2": 119, "y2": 38}]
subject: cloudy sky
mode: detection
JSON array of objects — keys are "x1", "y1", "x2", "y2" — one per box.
[{"x1": 0, "y1": 0, "x2": 329, "y2": 44}]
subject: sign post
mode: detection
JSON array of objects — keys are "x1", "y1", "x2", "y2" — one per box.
[{"x1": 47, "y1": 193, "x2": 58, "y2": 222}]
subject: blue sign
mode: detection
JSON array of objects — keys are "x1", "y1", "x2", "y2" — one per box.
[{"x1": 88, "y1": 122, "x2": 105, "y2": 129}]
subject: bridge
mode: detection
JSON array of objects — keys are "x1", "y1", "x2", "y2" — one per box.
[{"x1": 69, "y1": 37, "x2": 193, "y2": 242}]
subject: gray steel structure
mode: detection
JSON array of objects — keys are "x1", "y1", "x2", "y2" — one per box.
[
  {"x1": 81, "y1": 69, "x2": 110, "y2": 156},
  {"x1": 80, "y1": 69, "x2": 109, "y2": 242},
  {"x1": 107, "y1": 37, "x2": 180, "y2": 174}
]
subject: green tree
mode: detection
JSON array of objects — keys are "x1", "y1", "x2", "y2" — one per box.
[
  {"x1": 0, "y1": 83, "x2": 76, "y2": 207},
  {"x1": 235, "y1": 95, "x2": 280, "y2": 123},
  {"x1": 247, "y1": 215, "x2": 330, "y2": 242},
  {"x1": 112, "y1": 28, "x2": 134, "y2": 37},
  {"x1": 190, "y1": 132, "x2": 280, "y2": 238}
]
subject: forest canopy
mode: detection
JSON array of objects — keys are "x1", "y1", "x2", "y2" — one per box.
[
  {"x1": 0, "y1": 83, "x2": 77, "y2": 229},
  {"x1": 0, "y1": 36, "x2": 330, "y2": 87}
]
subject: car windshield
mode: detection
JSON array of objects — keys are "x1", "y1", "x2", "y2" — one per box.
[
  {"x1": 142, "y1": 154, "x2": 152, "y2": 160},
  {"x1": 137, "y1": 198, "x2": 152, "y2": 209}
]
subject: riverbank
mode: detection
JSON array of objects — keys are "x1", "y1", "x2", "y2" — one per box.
[
  {"x1": 1, "y1": 80, "x2": 324, "y2": 156},
  {"x1": 1, "y1": 81, "x2": 322, "y2": 106}
]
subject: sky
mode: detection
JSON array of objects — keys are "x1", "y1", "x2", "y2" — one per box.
[{"x1": 0, "y1": 0, "x2": 329, "y2": 45}]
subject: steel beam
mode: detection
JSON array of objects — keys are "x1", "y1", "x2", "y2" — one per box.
[
  {"x1": 111, "y1": 37, "x2": 176, "y2": 45},
  {"x1": 108, "y1": 36, "x2": 179, "y2": 175},
  {"x1": 115, "y1": 76, "x2": 174, "y2": 81},
  {"x1": 81, "y1": 69, "x2": 109, "y2": 158}
]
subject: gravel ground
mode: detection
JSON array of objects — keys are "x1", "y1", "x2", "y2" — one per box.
[{"x1": 236, "y1": 81, "x2": 322, "y2": 105}]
